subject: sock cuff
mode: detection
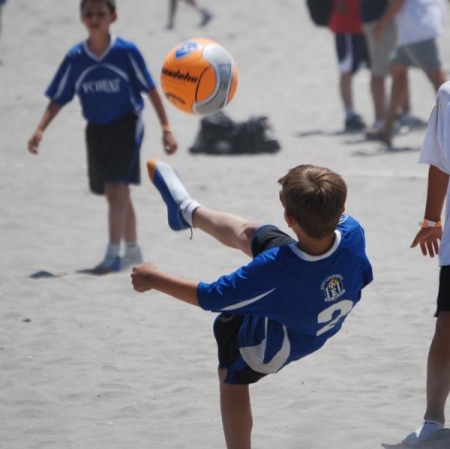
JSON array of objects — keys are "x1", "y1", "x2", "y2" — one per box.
[
  {"x1": 106, "y1": 244, "x2": 121, "y2": 257},
  {"x1": 180, "y1": 199, "x2": 201, "y2": 227}
]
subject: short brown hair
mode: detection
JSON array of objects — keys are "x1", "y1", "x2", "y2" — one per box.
[
  {"x1": 80, "y1": 0, "x2": 116, "y2": 13},
  {"x1": 278, "y1": 165, "x2": 347, "y2": 239}
]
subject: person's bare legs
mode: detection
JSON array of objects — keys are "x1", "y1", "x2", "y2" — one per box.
[
  {"x1": 192, "y1": 207, "x2": 260, "y2": 258},
  {"x1": 340, "y1": 71, "x2": 353, "y2": 113},
  {"x1": 370, "y1": 75, "x2": 386, "y2": 123},
  {"x1": 384, "y1": 64, "x2": 408, "y2": 141},
  {"x1": 219, "y1": 369, "x2": 252, "y2": 449},
  {"x1": 424, "y1": 311, "x2": 450, "y2": 424},
  {"x1": 105, "y1": 183, "x2": 132, "y2": 245},
  {"x1": 425, "y1": 69, "x2": 447, "y2": 94},
  {"x1": 401, "y1": 72, "x2": 412, "y2": 115},
  {"x1": 123, "y1": 195, "x2": 137, "y2": 243}
]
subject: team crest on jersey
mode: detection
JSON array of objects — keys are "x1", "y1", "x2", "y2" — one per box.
[
  {"x1": 321, "y1": 274, "x2": 345, "y2": 302},
  {"x1": 339, "y1": 214, "x2": 349, "y2": 224}
]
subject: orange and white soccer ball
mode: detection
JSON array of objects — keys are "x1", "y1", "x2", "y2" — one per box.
[{"x1": 160, "y1": 38, "x2": 238, "y2": 115}]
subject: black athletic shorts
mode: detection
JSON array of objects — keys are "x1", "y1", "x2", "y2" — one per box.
[
  {"x1": 436, "y1": 265, "x2": 450, "y2": 316},
  {"x1": 86, "y1": 113, "x2": 143, "y2": 195},
  {"x1": 213, "y1": 225, "x2": 295, "y2": 385},
  {"x1": 335, "y1": 33, "x2": 369, "y2": 74}
]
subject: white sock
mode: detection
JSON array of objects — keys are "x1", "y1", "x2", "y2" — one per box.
[
  {"x1": 106, "y1": 243, "x2": 120, "y2": 258},
  {"x1": 124, "y1": 241, "x2": 140, "y2": 256},
  {"x1": 180, "y1": 198, "x2": 201, "y2": 227}
]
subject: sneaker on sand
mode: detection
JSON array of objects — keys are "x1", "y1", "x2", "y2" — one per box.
[
  {"x1": 122, "y1": 248, "x2": 143, "y2": 270},
  {"x1": 399, "y1": 113, "x2": 428, "y2": 130},
  {"x1": 402, "y1": 420, "x2": 444, "y2": 446},
  {"x1": 345, "y1": 113, "x2": 366, "y2": 132},
  {"x1": 91, "y1": 255, "x2": 121, "y2": 275},
  {"x1": 199, "y1": 11, "x2": 213, "y2": 27},
  {"x1": 147, "y1": 159, "x2": 191, "y2": 231},
  {"x1": 365, "y1": 128, "x2": 393, "y2": 146}
]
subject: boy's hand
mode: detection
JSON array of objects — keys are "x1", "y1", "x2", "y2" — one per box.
[
  {"x1": 28, "y1": 130, "x2": 44, "y2": 154},
  {"x1": 411, "y1": 227, "x2": 442, "y2": 258},
  {"x1": 131, "y1": 262, "x2": 158, "y2": 292},
  {"x1": 163, "y1": 131, "x2": 177, "y2": 155}
]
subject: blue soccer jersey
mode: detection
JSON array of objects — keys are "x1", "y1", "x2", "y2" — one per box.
[
  {"x1": 45, "y1": 36, "x2": 156, "y2": 124},
  {"x1": 197, "y1": 215, "x2": 373, "y2": 374}
]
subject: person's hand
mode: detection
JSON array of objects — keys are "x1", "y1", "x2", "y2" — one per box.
[
  {"x1": 411, "y1": 227, "x2": 442, "y2": 257},
  {"x1": 28, "y1": 130, "x2": 44, "y2": 154},
  {"x1": 163, "y1": 131, "x2": 177, "y2": 155},
  {"x1": 131, "y1": 262, "x2": 158, "y2": 292},
  {"x1": 372, "y1": 22, "x2": 384, "y2": 41}
]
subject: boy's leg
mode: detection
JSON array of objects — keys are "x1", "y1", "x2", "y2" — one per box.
[
  {"x1": 122, "y1": 196, "x2": 143, "y2": 269},
  {"x1": 147, "y1": 159, "x2": 260, "y2": 257},
  {"x1": 192, "y1": 208, "x2": 259, "y2": 258},
  {"x1": 425, "y1": 312, "x2": 450, "y2": 424},
  {"x1": 91, "y1": 183, "x2": 130, "y2": 273},
  {"x1": 219, "y1": 368, "x2": 252, "y2": 449},
  {"x1": 105, "y1": 183, "x2": 130, "y2": 246},
  {"x1": 123, "y1": 194, "x2": 137, "y2": 244},
  {"x1": 402, "y1": 314, "x2": 450, "y2": 445}
]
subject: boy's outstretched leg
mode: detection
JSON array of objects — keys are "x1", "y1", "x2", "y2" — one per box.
[
  {"x1": 219, "y1": 369, "x2": 252, "y2": 449},
  {"x1": 147, "y1": 159, "x2": 260, "y2": 257}
]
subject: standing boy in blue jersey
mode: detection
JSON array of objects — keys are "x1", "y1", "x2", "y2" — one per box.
[
  {"x1": 131, "y1": 159, "x2": 373, "y2": 449},
  {"x1": 27, "y1": 0, "x2": 177, "y2": 274}
]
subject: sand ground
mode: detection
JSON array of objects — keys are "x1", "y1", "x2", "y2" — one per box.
[{"x1": 1, "y1": 1, "x2": 450, "y2": 448}]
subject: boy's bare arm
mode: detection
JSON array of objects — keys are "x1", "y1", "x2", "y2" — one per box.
[
  {"x1": 27, "y1": 101, "x2": 62, "y2": 154},
  {"x1": 147, "y1": 89, "x2": 178, "y2": 155},
  {"x1": 131, "y1": 262, "x2": 200, "y2": 307}
]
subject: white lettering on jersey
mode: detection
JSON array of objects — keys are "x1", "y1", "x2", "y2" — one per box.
[{"x1": 81, "y1": 78, "x2": 121, "y2": 94}]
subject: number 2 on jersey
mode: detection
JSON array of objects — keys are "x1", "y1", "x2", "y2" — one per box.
[{"x1": 316, "y1": 300, "x2": 353, "y2": 336}]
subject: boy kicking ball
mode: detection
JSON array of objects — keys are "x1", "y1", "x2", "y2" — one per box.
[{"x1": 131, "y1": 159, "x2": 373, "y2": 449}]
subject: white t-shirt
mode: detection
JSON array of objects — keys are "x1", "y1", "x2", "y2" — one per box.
[
  {"x1": 396, "y1": 0, "x2": 446, "y2": 46},
  {"x1": 420, "y1": 81, "x2": 450, "y2": 266}
]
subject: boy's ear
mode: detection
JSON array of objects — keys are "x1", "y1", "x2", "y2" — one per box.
[
  {"x1": 279, "y1": 191, "x2": 286, "y2": 207},
  {"x1": 284, "y1": 210, "x2": 296, "y2": 228},
  {"x1": 111, "y1": 12, "x2": 117, "y2": 23}
]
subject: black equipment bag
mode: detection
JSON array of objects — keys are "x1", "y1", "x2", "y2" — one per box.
[{"x1": 189, "y1": 112, "x2": 281, "y2": 155}]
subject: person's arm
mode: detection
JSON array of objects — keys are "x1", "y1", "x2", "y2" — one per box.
[
  {"x1": 147, "y1": 89, "x2": 178, "y2": 155},
  {"x1": 27, "y1": 101, "x2": 63, "y2": 154},
  {"x1": 411, "y1": 165, "x2": 449, "y2": 257},
  {"x1": 131, "y1": 262, "x2": 200, "y2": 307},
  {"x1": 373, "y1": 0, "x2": 405, "y2": 40}
]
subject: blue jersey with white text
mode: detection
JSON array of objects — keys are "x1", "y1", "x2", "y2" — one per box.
[
  {"x1": 45, "y1": 36, "x2": 156, "y2": 124},
  {"x1": 197, "y1": 215, "x2": 373, "y2": 374}
]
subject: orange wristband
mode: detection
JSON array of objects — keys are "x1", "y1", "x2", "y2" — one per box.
[{"x1": 420, "y1": 219, "x2": 442, "y2": 228}]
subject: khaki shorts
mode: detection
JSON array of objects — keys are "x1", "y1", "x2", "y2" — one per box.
[
  {"x1": 392, "y1": 38, "x2": 442, "y2": 73},
  {"x1": 363, "y1": 20, "x2": 397, "y2": 77}
]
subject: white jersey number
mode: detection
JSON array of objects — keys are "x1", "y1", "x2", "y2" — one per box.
[{"x1": 316, "y1": 300, "x2": 353, "y2": 336}]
